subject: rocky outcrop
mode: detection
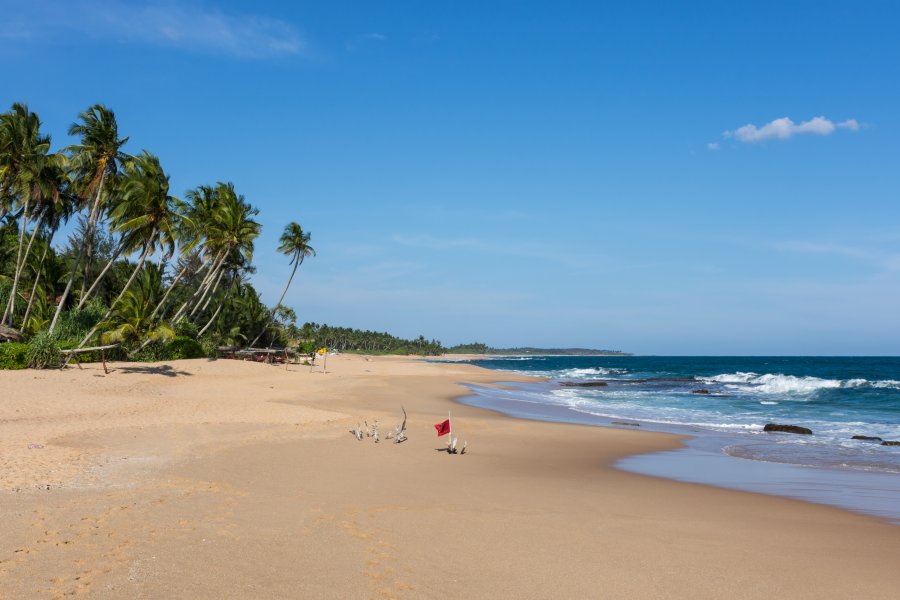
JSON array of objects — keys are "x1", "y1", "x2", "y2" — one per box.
[
  {"x1": 692, "y1": 389, "x2": 710, "y2": 394},
  {"x1": 560, "y1": 381, "x2": 608, "y2": 387},
  {"x1": 763, "y1": 423, "x2": 812, "y2": 435},
  {"x1": 881, "y1": 441, "x2": 900, "y2": 447},
  {"x1": 851, "y1": 435, "x2": 883, "y2": 442}
]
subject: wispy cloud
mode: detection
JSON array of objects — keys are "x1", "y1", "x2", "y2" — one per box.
[
  {"x1": 346, "y1": 32, "x2": 387, "y2": 51},
  {"x1": 1, "y1": 0, "x2": 307, "y2": 59},
  {"x1": 772, "y1": 240, "x2": 900, "y2": 271},
  {"x1": 718, "y1": 116, "x2": 860, "y2": 145}
]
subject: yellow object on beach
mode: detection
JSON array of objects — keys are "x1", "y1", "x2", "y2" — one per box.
[{"x1": 317, "y1": 347, "x2": 327, "y2": 355}]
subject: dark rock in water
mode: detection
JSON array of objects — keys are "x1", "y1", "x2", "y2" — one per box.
[
  {"x1": 560, "y1": 381, "x2": 608, "y2": 387},
  {"x1": 692, "y1": 389, "x2": 710, "y2": 394},
  {"x1": 881, "y1": 441, "x2": 900, "y2": 447},
  {"x1": 851, "y1": 435, "x2": 883, "y2": 442},
  {"x1": 611, "y1": 421, "x2": 640, "y2": 427},
  {"x1": 764, "y1": 423, "x2": 812, "y2": 435}
]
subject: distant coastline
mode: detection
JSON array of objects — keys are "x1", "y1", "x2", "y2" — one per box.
[{"x1": 446, "y1": 344, "x2": 631, "y2": 356}]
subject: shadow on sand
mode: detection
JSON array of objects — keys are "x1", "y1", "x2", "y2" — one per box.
[{"x1": 114, "y1": 364, "x2": 194, "y2": 378}]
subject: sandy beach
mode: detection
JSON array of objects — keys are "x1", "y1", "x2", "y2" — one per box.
[{"x1": 1, "y1": 354, "x2": 899, "y2": 599}]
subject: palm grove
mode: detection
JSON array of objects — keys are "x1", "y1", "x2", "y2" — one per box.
[{"x1": 0, "y1": 102, "x2": 444, "y2": 369}]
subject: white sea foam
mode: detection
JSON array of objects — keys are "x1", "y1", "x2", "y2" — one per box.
[
  {"x1": 556, "y1": 367, "x2": 625, "y2": 379},
  {"x1": 871, "y1": 380, "x2": 900, "y2": 389},
  {"x1": 704, "y1": 372, "x2": 851, "y2": 394}
]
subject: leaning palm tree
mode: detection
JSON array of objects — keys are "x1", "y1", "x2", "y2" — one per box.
[
  {"x1": 172, "y1": 183, "x2": 260, "y2": 325},
  {"x1": 0, "y1": 103, "x2": 52, "y2": 326},
  {"x1": 50, "y1": 104, "x2": 129, "y2": 333},
  {"x1": 249, "y1": 222, "x2": 314, "y2": 347},
  {"x1": 67, "y1": 152, "x2": 177, "y2": 358},
  {"x1": 98, "y1": 267, "x2": 174, "y2": 347},
  {"x1": 19, "y1": 163, "x2": 76, "y2": 330}
]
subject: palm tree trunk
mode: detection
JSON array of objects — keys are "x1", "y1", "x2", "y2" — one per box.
[
  {"x1": 171, "y1": 249, "x2": 226, "y2": 324},
  {"x1": 197, "y1": 274, "x2": 238, "y2": 337},
  {"x1": 194, "y1": 266, "x2": 226, "y2": 318},
  {"x1": 2, "y1": 197, "x2": 30, "y2": 325},
  {"x1": 65, "y1": 233, "x2": 155, "y2": 365},
  {"x1": 21, "y1": 233, "x2": 52, "y2": 330},
  {"x1": 249, "y1": 255, "x2": 300, "y2": 347},
  {"x1": 187, "y1": 257, "x2": 226, "y2": 319},
  {"x1": 179, "y1": 250, "x2": 228, "y2": 323},
  {"x1": 150, "y1": 260, "x2": 195, "y2": 321},
  {"x1": 76, "y1": 236, "x2": 127, "y2": 309},
  {"x1": 50, "y1": 172, "x2": 107, "y2": 333},
  {"x1": 4, "y1": 211, "x2": 43, "y2": 326}
]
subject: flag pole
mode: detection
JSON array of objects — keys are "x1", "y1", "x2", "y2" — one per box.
[{"x1": 448, "y1": 410, "x2": 452, "y2": 443}]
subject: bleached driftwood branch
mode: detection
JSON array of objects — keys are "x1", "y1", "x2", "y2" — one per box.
[
  {"x1": 394, "y1": 406, "x2": 407, "y2": 444},
  {"x1": 445, "y1": 436, "x2": 467, "y2": 455},
  {"x1": 350, "y1": 408, "x2": 405, "y2": 444}
]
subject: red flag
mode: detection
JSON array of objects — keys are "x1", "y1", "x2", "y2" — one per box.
[{"x1": 434, "y1": 419, "x2": 450, "y2": 437}]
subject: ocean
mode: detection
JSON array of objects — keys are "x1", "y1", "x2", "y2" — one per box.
[{"x1": 455, "y1": 356, "x2": 900, "y2": 522}]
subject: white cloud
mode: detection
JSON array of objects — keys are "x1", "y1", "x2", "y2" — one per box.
[
  {"x1": 723, "y1": 116, "x2": 861, "y2": 143},
  {"x1": 2, "y1": 1, "x2": 307, "y2": 59},
  {"x1": 707, "y1": 142, "x2": 719, "y2": 150}
]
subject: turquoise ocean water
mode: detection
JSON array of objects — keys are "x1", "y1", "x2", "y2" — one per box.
[{"x1": 456, "y1": 356, "x2": 900, "y2": 522}]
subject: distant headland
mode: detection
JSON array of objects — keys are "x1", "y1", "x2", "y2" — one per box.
[{"x1": 445, "y1": 343, "x2": 631, "y2": 356}]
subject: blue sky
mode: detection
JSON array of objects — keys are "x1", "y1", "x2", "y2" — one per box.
[{"x1": 3, "y1": 0, "x2": 900, "y2": 354}]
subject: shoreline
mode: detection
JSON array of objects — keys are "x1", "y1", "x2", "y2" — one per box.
[
  {"x1": 2, "y1": 355, "x2": 899, "y2": 597},
  {"x1": 457, "y1": 379, "x2": 900, "y2": 524}
]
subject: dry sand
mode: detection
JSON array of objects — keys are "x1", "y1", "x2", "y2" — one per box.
[{"x1": 1, "y1": 354, "x2": 898, "y2": 599}]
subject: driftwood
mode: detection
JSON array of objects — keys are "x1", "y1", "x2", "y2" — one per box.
[
  {"x1": 385, "y1": 407, "x2": 408, "y2": 443},
  {"x1": 445, "y1": 436, "x2": 468, "y2": 455},
  {"x1": 350, "y1": 408, "x2": 406, "y2": 444}
]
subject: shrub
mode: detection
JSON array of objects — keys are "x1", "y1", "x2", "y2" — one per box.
[
  {"x1": 175, "y1": 320, "x2": 199, "y2": 338},
  {"x1": 130, "y1": 336, "x2": 204, "y2": 362},
  {"x1": 26, "y1": 330, "x2": 60, "y2": 369},
  {"x1": 168, "y1": 336, "x2": 204, "y2": 359},
  {"x1": 55, "y1": 300, "x2": 106, "y2": 344},
  {"x1": 199, "y1": 333, "x2": 220, "y2": 359},
  {"x1": 0, "y1": 343, "x2": 29, "y2": 369},
  {"x1": 131, "y1": 340, "x2": 168, "y2": 363}
]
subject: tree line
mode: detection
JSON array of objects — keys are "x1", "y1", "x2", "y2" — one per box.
[{"x1": 0, "y1": 102, "x2": 442, "y2": 368}]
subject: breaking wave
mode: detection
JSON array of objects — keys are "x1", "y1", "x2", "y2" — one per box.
[{"x1": 703, "y1": 372, "x2": 898, "y2": 394}]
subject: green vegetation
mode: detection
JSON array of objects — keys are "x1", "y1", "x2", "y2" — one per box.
[
  {"x1": 0, "y1": 342, "x2": 28, "y2": 369},
  {"x1": 292, "y1": 323, "x2": 443, "y2": 356},
  {"x1": 0, "y1": 100, "x2": 450, "y2": 367}
]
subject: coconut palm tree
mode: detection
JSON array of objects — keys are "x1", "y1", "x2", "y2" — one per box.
[
  {"x1": 249, "y1": 222, "x2": 315, "y2": 347},
  {"x1": 0, "y1": 103, "x2": 52, "y2": 326},
  {"x1": 68, "y1": 152, "x2": 177, "y2": 356},
  {"x1": 20, "y1": 164, "x2": 76, "y2": 330},
  {"x1": 50, "y1": 104, "x2": 128, "y2": 333},
  {"x1": 98, "y1": 267, "x2": 174, "y2": 347},
  {"x1": 172, "y1": 183, "x2": 260, "y2": 325}
]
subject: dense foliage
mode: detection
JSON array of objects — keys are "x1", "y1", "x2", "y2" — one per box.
[{"x1": 0, "y1": 101, "x2": 446, "y2": 367}]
